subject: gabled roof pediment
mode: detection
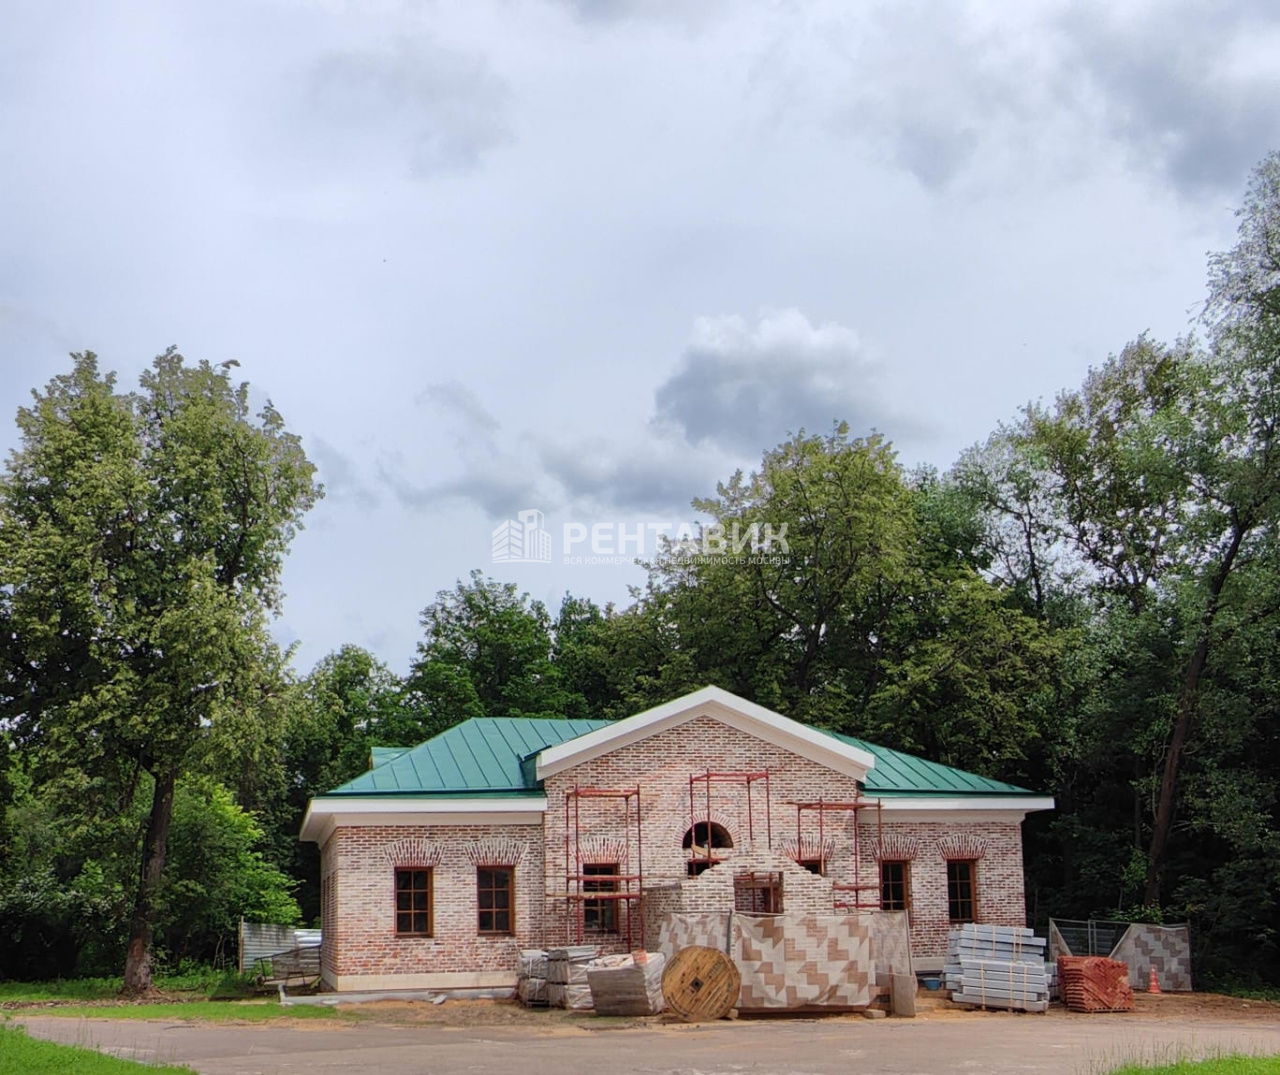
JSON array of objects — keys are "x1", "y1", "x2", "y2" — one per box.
[{"x1": 533, "y1": 686, "x2": 876, "y2": 782}]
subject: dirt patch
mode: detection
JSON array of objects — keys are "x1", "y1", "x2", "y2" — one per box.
[
  {"x1": 917, "y1": 991, "x2": 1280, "y2": 1025},
  {"x1": 329, "y1": 999, "x2": 606, "y2": 1029}
]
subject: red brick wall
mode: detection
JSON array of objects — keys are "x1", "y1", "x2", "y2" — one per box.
[
  {"x1": 317, "y1": 712, "x2": 1031, "y2": 984},
  {"x1": 320, "y1": 825, "x2": 544, "y2": 982}
]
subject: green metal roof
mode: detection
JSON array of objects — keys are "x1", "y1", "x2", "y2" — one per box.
[
  {"x1": 324, "y1": 716, "x2": 1036, "y2": 799},
  {"x1": 827, "y1": 731, "x2": 1033, "y2": 796},
  {"x1": 370, "y1": 746, "x2": 408, "y2": 768},
  {"x1": 328, "y1": 718, "x2": 611, "y2": 796}
]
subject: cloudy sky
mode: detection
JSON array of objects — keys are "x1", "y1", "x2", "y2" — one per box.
[{"x1": 3, "y1": 0, "x2": 1278, "y2": 674}]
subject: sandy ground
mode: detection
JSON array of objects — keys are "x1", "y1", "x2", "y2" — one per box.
[{"x1": 13, "y1": 994, "x2": 1280, "y2": 1075}]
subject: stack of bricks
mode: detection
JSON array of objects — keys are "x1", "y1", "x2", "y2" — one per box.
[{"x1": 1058, "y1": 956, "x2": 1134, "y2": 1013}]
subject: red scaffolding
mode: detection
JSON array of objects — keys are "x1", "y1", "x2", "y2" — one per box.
[
  {"x1": 792, "y1": 797, "x2": 884, "y2": 910},
  {"x1": 563, "y1": 785, "x2": 644, "y2": 947},
  {"x1": 687, "y1": 769, "x2": 772, "y2": 872}
]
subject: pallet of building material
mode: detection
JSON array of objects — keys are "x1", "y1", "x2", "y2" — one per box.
[
  {"x1": 1057, "y1": 956, "x2": 1134, "y2": 1013},
  {"x1": 952, "y1": 977, "x2": 1049, "y2": 1000},
  {"x1": 519, "y1": 949, "x2": 548, "y2": 980},
  {"x1": 944, "y1": 925, "x2": 1050, "y2": 1004},
  {"x1": 546, "y1": 945, "x2": 599, "y2": 984},
  {"x1": 951, "y1": 966, "x2": 1049, "y2": 1009},
  {"x1": 951, "y1": 993, "x2": 1049, "y2": 1013},
  {"x1": 954, "y1": 977, "x2": 1050, "y2": 997},
  {"x1": 518, "y1": 976, "x2": 548, "y2": 1007},
  {"x1": 586, "y1": 951, "x2": 667, "y2": 1016},
  {"x1": 953, "y1": 924, "x2": 1043, "y2": 941},
  {"x1": 546, "y1": 981, "x2": 593, "y2": 1011},
  {"x1": 548, "y1": 945, "x2": 599, "y2": 961},
  {"x1": 951, "y1": 925, "x2": 1046, "y2": 951},
  {"x1": 957, "y1": 958, "x2": 1049, "y2": 982},
  {"x1": 953, "y1": 939, "x2": 1046, "y2": 956}
]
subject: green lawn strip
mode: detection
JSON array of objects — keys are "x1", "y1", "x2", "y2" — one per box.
[
  {"x1": 0, "y1": 1025, "x2": 196, "y2": 1075},
  {"x1": 1109, "y1": 1057, "x2": 1280, "y2": 1074},
  {"x1": 0, "y1": 972, "x2": 256, "y2": 1002},
  {"x1": 13, "y1": 1000, "x2": 352, "y2": 1022}
]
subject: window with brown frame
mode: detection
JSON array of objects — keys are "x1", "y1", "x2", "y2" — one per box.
[
  {"x1": 947, "y1": 860, "x2": 977, "y2": 923},
  {"x1": 395, "y1": 868, "x2": 432, "y2": 936},
  {"x1": 582, "y1": 863, "x2": 619, "y2": 932},
  {"x1": 879, "y1": 860, "x2": 909, "y2": 912},
  {"x1": 734, "y1": 870, "x2": 783, "y2": 914},
  {"x1": 477, "y1": 866, "x2": 514, "y2": 934}
]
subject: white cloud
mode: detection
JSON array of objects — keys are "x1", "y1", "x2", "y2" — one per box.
[{"x1": 653, "y1": 308, "x2": 914, "y2": 452}]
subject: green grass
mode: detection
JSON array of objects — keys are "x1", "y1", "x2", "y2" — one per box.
[
  {"x1": 6, "y1": 999, "x2": 351, "y2": 1022},
  {"x1": 1108, "y1": 1058, "x2": 1280, "y2": 1074},
  {"x1": 0, "y1": 970, "x2": 258, "y2": 1003},
  {"x1": 0, "y1": 1025, "x2": 196, "y2": 1074}
]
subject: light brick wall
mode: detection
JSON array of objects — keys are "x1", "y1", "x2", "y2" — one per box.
[
  {"x1": 317, "y1": 712, "x2": 1031, "y2": 985},
  {"x1": 320, "y1": 824, "x2": 544, "y2": 981}
]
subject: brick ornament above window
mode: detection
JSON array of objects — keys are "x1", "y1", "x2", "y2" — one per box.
[
  {"x1": 936, "y1": 834, "x2": 988, "y2": 861},
  {"x1": 779, "y1": 835, "x2": 836, "y2": 864},
  {"x1": 383, "y1": 838, "x2": 444, "y2": 868},
  {"x1": 871, "y1": 833, "x2": 921, "y2": 862},
  {"x1": 574, "y1": 836, "x2": 630, "y2": 865},
  {"x1": 463, "y1": 837, "x2": 527, "y2": 866}
]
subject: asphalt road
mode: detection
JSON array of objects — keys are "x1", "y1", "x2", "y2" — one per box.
[{"x1": 16, "y1": 1008, "x2": 1280, "y2": 1075}]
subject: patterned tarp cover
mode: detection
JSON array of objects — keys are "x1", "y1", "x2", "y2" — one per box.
[
  {"x1": 870, "y1": 910, "x2": 912, "y2": 977},
  {"x1": 655, "y1": 912, "x2": 875, "y2": 1009},
  {"x1": 1109, "y1": 924, "x2": 1193, "y2": 992}
]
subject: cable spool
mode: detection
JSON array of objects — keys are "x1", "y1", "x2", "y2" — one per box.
[{"x1": 661, "y1": 945, "x2": 741, "y2": 1022}]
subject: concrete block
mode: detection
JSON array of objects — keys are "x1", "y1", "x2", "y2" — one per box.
[{"x1": 891, "y1": 973, "x2": 917, "y2": 1017}]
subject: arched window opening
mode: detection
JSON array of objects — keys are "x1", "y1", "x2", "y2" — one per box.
[
  {"x1": 683, "y1": 822, "x2": 733, "y2": 876},
  {"x1": 682, "y1": 822, "x2": 733, "y2": 851}
]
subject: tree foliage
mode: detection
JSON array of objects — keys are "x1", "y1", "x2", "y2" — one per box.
[{"x1": 0, "y1": 351, "x2": 320, "y2": 991}]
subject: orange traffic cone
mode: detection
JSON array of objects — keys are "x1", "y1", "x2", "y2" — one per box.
[{"x1": 1148, "y1": 966, "x2": 1162, "y2": 994}]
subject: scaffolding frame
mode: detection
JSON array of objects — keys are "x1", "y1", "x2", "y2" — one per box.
[
  {"x1": 563, "y1": 785, "x2": 644, "y2": 947},
  {"x1": 687, "y1": 769, "x2": 772, "y2": 870},
  {"x1": 792, "y1": 797, "x2": 884, "y2": 910}
]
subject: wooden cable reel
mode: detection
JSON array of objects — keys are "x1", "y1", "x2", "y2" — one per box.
[{"x1": 661, "y1": 945, "x2": 741, "y2": 1021}]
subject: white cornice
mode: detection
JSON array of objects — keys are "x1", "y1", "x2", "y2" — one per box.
[
  {"x1": 299, "y1": 796, "x2": 547, "y2": 844},
  {"x1": 534, "y1": 686, "x2": 876, "y2": 781},
  {"x1": 877, "y1": 796, "x2": 1055, "y2": 824}
]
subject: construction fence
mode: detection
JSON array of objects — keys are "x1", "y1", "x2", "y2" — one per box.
[{"x1": 1048, "y1": 919, "x2": 1191, "y2": 992}]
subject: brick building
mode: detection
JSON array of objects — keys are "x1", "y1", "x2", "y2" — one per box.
[{"x1": 300, "y1": 686, "x2": 1052, "y2": 993}]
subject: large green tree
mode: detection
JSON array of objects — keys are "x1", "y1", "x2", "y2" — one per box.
[
  {"x1": 404, "y1": 571, "x2": 584, "y2": 724},
  {"x1": 0, "y1": 351, "x2": 320, "y2": 992}
]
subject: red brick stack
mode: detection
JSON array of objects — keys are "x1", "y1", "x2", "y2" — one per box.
[{"x1": 1057, "y1": 956, "x2": 1134, "y2": 1012}]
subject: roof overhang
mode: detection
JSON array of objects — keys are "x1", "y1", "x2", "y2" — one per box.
[
  {"x1": 300, "y1": 795, "x2": 547, "y2": 845},
  {"x1": 877, "y1": 795, "x2": 1055, "y2": 823},
  {"x1": 534, "y1": 685, "x2": 876, "y2": 782}
]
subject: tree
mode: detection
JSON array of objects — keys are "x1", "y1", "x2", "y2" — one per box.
[
  {"x1": 0, "y1": 351, "x2": 320, "y2": 992},
  {"x1": 405, "y1": 571, "x2": 582, "y2": 723},
  {"x1": 158, "y1": 777, "x2": 301, "y2": 966}
]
